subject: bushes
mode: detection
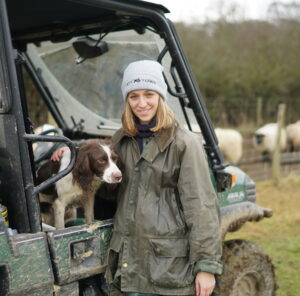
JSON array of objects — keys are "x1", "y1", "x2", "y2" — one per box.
[{"x1": 175, "y1": 14, "x2": 300, "y2": 126}]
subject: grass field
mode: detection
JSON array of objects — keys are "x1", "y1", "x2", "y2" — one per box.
[{"x1": 226, "y1": 174, "x2": 300, "y2": 296}]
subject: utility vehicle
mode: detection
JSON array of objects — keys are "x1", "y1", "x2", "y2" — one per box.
[{"x1": 0, "y1": 0, "x2": 276, "y2": 295}]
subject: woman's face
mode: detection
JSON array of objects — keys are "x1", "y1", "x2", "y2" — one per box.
[{"x1": 127, "y1": 89, "x2": 160, "y2": 124}]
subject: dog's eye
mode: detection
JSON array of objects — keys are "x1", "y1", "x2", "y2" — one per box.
[{"x1": 98, "y1": 159, "x2": 107, "y2": 164}]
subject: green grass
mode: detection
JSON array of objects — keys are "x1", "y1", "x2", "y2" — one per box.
[{"x1": 226, "y1": 174, "x2": 300, "y2": 296}]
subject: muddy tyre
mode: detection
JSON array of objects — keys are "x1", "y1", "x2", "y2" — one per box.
[{"x1": 215, "y1": 239, "x2": 276, "y2": 296}]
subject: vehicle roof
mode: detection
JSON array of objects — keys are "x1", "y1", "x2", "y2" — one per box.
[{"x1": 6, "y1": 0, "x2": 169, "y2": 45}]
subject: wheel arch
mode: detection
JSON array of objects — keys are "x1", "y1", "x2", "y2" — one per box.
[{"x1": 220, "y1": 201, "x2": 272, "y2": 239}]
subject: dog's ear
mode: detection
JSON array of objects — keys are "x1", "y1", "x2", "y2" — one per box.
[{"x1": 72, "y1": 148, "x2": 93, "y2": 192}]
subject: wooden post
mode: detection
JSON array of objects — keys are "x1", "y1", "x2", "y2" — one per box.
[
  {"x1": 272, "y1": 104, "x2": 286, "y2": 186},
  {"x1": 256, "y1": 97, "x2": 263, "y2": 127}
]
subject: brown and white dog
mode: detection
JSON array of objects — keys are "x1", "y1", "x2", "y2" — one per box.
[{"x1": 36, "y1": 140, "x2": 122, "y2": 229}]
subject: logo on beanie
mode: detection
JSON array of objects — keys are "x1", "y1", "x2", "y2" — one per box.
[{"x1": 126, "y1": 78, "x2": 157, "y2": 87}]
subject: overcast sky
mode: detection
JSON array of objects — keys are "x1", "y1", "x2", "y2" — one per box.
[{"x1": 148, "y1": 0, "x2": 300, "y2": 23}]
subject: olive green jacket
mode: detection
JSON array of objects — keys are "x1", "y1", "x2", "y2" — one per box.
[{"x1": 105, "y1": 122, "x2": 222, "y2": 295}]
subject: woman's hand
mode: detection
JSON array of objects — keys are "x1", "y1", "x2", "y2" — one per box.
[
  {"x1": 51, "y1": 147, "x2": 70, "y2": 162},
  {"x1": 195, "y1": 271, "x2": 216, "y2": 296}
]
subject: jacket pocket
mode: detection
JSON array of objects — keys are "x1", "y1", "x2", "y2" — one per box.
[{"x1": 148, "y1": 238, "x2": 193, "y2": 288}]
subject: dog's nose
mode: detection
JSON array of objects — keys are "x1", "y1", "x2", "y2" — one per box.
[{"x1": 113, "y1": 171, "x2": 122, "y2": 182}]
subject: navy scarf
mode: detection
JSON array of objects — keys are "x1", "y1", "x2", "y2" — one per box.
[{"x1": 134, "y1": 118, "x2": 156, "y2": 152}]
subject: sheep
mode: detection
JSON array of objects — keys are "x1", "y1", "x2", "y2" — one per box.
[
  {"x1": 215, "y1": 128, "x2": 243, "y2": 165},
  {"x1": 253, "y1": 123, "x2": 287, "y2": 158},
  {"x1": 286, "y1": 120, "x2": 300, "y2": 151}
]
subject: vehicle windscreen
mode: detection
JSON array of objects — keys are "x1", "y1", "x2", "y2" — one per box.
[{"x1": 28, "y1": 29, "x2": 200, "y2": 136}]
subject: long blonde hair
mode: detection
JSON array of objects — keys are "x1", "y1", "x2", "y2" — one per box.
[{"x1": 121, "y1": 96, "x2": 175, "y2": 136}]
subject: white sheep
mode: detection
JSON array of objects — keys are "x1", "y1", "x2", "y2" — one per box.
[
  {"x1": 286, "y1": 120, "x2": 300, "y2": 151},
  {"x1": 215, "y1": 128, "x2": 243, "y2": 165},
  {"x1": 253, "y1": 123, "x2": 287, "y2": 155}
]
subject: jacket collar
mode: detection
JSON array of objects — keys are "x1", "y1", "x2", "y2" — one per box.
[
  {"x1": 112, "y1": 121, "x2": 178, "y2": 153},
  {"x1": 141, "y1": 123, "x2": 178, "y2": 164},
  {"x1": 154, "y1": 121, "x2": 178, "y2": 152}
]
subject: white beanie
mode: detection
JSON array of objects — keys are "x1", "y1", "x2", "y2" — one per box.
[{"x1": 121, "y1": 60, "x2": 168, "y2": 100}]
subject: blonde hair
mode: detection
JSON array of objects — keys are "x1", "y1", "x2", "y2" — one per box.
[{"x1": 122, "y1": 96, "x2": 175, "y2": 136}]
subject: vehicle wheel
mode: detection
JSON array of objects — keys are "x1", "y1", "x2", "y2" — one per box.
[{"x1": 214, "y1": 239, "x2": 276, "y2": 296}]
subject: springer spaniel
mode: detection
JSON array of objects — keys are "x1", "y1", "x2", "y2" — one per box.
[{"x1": 36, "y1": 140, "x2": 122, "y2": 229}]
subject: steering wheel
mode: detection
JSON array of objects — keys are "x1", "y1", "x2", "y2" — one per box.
[{"x1": 34, "y1": 128, "x2": 64, "y2": 165}]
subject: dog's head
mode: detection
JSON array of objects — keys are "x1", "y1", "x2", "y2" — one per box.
[{"x1": 72, "y1": 140, "x2": 122, "y2": 191}]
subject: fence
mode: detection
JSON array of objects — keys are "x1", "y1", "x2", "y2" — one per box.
[
  {"x1": 206, "y1": 98, "x2": 300, "y2": 183},
  {"x1": 238, "y1": 137, "x2": 300, "y2": 183}
]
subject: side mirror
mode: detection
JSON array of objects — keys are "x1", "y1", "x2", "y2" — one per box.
[{"x1": 72, "y1": 37, "x2": 108, "y2": 64}]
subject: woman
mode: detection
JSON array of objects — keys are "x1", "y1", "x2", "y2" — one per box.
[{"x1": 52, "y1": 60, "x2": 223, "y2": 296}]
